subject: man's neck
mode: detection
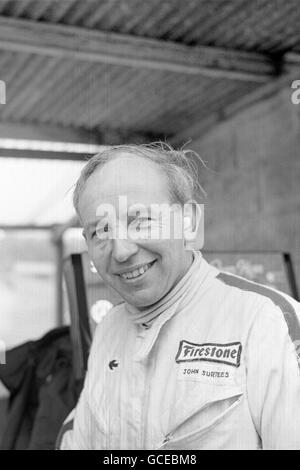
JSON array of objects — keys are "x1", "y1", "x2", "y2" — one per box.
[{"x1": 149, "y1": 250, "x2": 195, "y2": 309}]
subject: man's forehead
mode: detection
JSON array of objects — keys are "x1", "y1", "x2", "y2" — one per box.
[
  {"x1": 78, "y1": 153, "x2": 174, "y2": 224},
  {"x1": 81, "y1": 187, "x2": 172, "y2": 219},
  {"x1": 93, "y1": 154, "x2": 165, "y2": 183},
  {"x1": 83, "y1": 156, "x2": 169, "y2": 199},
  {"x1": 85, "y1": 183, "x2": 159, "y2": 199}
]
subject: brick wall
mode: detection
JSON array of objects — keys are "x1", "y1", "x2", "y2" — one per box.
[{"x1": 189, "y1": 88, "x2": 300, "y2": 290}]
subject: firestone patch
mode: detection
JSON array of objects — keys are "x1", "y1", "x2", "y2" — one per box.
[{"x1": 175, "y1": 340, "x2": 242, "y2": 367}]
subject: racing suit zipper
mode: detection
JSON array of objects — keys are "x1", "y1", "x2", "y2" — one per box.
[
  {"x1": 157, "y1": 392, "x2": 243, "y2": 449},
  {"x1": 141, "y1": 359, "x2": 152, "y2": 448}
]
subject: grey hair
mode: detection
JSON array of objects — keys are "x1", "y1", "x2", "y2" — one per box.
[{"x1": 73, "y1": 142, "x2": 207, "y2": 214}]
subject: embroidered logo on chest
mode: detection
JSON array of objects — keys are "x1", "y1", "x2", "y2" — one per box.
[{"x1": 175, "y1": 340, "x2": 242, "y2": 367}]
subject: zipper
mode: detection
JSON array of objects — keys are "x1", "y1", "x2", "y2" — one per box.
[
  {"x1": 140, "y1": 342, "x2": 154, "y2": 448},
  {"x1": 159, "y1": 433, "x2": 174, "y2": 447},
  {"x1": 157, "y1": 391, "x2": 243, "y2": 449},
  {"x1": 141, "y1": 370, "x2": 151, "y2": 448}
]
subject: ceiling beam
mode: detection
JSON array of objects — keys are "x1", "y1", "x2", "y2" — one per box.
[
  {"x1": 0, "y1": 16, "x2": 279, "y2": 83},
  {"x1": 0, "y1": 148, "x2": 90, "y2": 160},
  {"x1": 0, "y1": 224, "x2": 56, "y2": 230},
  {"x1": 0, "y1": 121, "x2": 101, "y2": 144},
  {"x1": 171, "y1": 73, "x2": 295, "y2": 146},
  {"x1": 0, "y1": 122, "x2": 165, "y2": 159}
]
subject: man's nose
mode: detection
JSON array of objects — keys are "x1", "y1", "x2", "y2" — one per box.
[{"x1": 111, "y1": 238, "x2": 139, "y2": 263}]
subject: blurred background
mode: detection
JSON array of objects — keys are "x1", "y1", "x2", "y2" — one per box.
[{"x1": 0, "y1": 0, "x2": 300, "y2": 447}]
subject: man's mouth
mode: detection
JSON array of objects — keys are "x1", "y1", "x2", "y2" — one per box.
[{"x1": 118, "y1": 260, "x2": 156, "y2": 281}]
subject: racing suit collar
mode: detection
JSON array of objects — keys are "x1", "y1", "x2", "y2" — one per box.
[
  {"x1": 125, "y1": 250, "x2": 215, "y2": 327},
  {"x1": 129, "y1": 251, "x2": 220, "y2": 361}
]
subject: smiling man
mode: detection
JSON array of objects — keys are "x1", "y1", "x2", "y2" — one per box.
[
  {"x1": 60, "y1": 143, "x2": 300, "y2": 450},
  {"x1": 77, "y1": 150, "x2": 197, "y2": 310}
]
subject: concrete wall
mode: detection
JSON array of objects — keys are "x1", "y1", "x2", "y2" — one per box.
[{"x1": 189, "y1": 88, "x2": 300, "y2": 290}]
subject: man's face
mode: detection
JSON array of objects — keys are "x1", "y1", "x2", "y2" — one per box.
[{"x1": 78, "y1": 153, "x2": 192, "y2": 307}]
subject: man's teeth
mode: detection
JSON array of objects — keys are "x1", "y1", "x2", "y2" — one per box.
[{"x1": 120, "y1": 262, "x2": 153, "y2": 280}]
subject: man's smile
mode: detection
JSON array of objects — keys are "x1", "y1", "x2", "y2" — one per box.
[{"x1": 116, "y1": 260, "x2": 157, "y2": 281}]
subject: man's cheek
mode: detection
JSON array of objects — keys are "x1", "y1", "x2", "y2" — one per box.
[
  {"x1": 149, "y1": 238, "x2": 182, "y2": 251},
  {"x1": 87, "y1": 250, "x2": 107, "y2": 276},
  {"x1": 137, "y1": 240, "x2": 180, "y2": 262},
  {"x1": 88, "y1": 239, "x2": 107, "y2": 258},
  {"x1": 136, "y1": 239, "x2": 166, "y2": 253}
]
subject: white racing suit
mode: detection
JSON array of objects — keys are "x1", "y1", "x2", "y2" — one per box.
[{"x1": 59, "y1": 257, "x2": 300, "y2": 449}]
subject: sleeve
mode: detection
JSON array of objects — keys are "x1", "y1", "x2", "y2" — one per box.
[
  {"x1": 246, "y1": 298, "x2": 300, "y2": 450},
  {"x1": 57, "y1": 365, "x2": 104, "y2": 450},
  {"x1": 57, "y1": 320, "x2": 109, "y2": 450}
]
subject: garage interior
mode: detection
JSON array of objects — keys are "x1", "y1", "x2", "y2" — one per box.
[{"x1": 0, "y1": 0, "x2": 299, "y2": 449}]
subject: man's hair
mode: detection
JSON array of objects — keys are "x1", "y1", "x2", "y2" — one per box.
[{"x1": 73, "y1": 142, "x2": 206, "y2": 214}]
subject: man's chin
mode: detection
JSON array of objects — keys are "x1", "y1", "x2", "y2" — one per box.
[{"x1": 123, "y1": 291, "x2": 162, "y2": 309}]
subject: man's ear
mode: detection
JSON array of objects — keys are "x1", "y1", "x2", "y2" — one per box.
[
  {"x1": 183, "y1": 201, "x2": 202, "y2": 242},
  {"x1": 82, "y1": 229, "x2": 87, "y2": 241}
]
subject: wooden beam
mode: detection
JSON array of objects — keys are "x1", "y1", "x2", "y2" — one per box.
[
  {"x1": 0, "y1": 16, "x2": 278, "y2": 83},
  {"x1": 0, "y1": 148, "x2": 89, "y2": 160},
  {"x1": 171, "y1": 73, "x2": 294, "y2": 146},
  {"x1": 0, "y1": 224, "x2": 55, "y2": 230},
  {"x1": 0, "y1": 122, "x2": 101, "y2": 144},
  {"x1": 0, "y1": 122, "x2": 162, "y2": 159}
]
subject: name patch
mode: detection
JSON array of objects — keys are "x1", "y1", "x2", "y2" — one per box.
[
  {"x1": 178, "y1": 363, "x2": 237, "y2": 385},
  {"x1": 175, "y1": 340, "x2": 242, "y2": 367}
]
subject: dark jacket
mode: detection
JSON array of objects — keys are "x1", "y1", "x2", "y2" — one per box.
[{"x1": 0, "y1": 327, "x2": 80, "y2": 450}]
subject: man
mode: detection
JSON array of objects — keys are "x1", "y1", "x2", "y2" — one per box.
[{"x1": 60, "y1": 143, "x2": 300, "y2": 449}]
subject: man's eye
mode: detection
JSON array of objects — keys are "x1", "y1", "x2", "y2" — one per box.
[
  {"x1": 137, "y1": 217, "x2": 152, "y2": 224},
  {"x1": 133, "y1": 218, "x2": 152, "y2": 233},
  {"x1": 95, "y1": 223, "x2": 111, "y2": 241}
]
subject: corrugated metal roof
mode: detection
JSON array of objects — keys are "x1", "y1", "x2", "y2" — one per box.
[
  {"x1": 0, "y1": 0, "x2": 298, "y2": 53},
  {"x1": 0, "y1": 1, "x2": 298, "y2": 142},
  {"x1": 0, "y1": 49, "x2": 259, "y2": 136}
]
